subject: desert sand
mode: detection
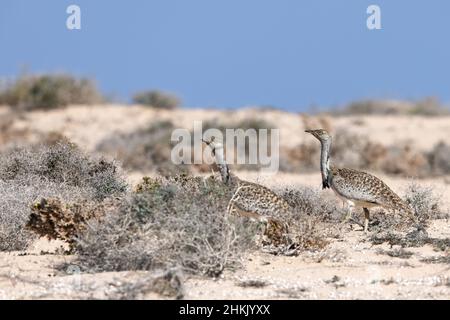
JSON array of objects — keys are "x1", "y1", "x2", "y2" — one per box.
[{"x1": 0, "y1": 105, "x2": 449, "y2": 299}]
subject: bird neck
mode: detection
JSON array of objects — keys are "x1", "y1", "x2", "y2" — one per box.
[
  {"x1": 214, "y1": 148, "x2": 232, "y2": 185},
  {"x1": 319, "y1": 139, "x2": 332, "y2": 189}
]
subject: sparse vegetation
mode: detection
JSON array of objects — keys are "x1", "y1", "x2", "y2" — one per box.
[
  {"x1": 27, "y1": 198, "x2": 121, "y2": 251},
  {"x1": 258, "y1": 186, "x2": 342, "y2": 255},
  {"x1": 404, "y1": 183, "x2": 448, "y2": 223},
  {"x1": 0, "y1": 99, "x2": 449, "y2": 299},
  {"x1": 367, "y1": 182, "x2": 446, "y2": 238},
  {"x1": 365, "y1": 182, "x2": 449, "y2": 249},
  {"x1": 333, "y1": 98, "x2": 449, "y2": 116},
  {"x1": 73, "y1": 175, "x2": 344, "y2": 275},
  {"x1": 76, "y1": 175, "x2": 259, "y2": 276},
  {"x1": 282, "y1": 127, "x2": 449, "y2": 177},
  {"x1": 96, "y1": 120, "x2": 188, "y2": 176},
  {"x1": 0, "y1": 108, "x2": 31, "y2": 148},
  {"x1": 428, "y1": 142, "x2": 450, "y2": 175},
  {"x1": 132, "y1": 90, "x2": 181, "y2": 109},
  {"x1": 376, "y1": 247, "x2": 413, "y2": 259},
  {"x1": 106, "y1": 268, "x2": 185, "y2": 299},
  {"x1": 421, "y1": 255, "x2": 450, "y2": 264},
  {"x1": 281, "y1": 186, "x2": 341, "y2": 223},
  {"x1": 236, "y1": 279, "x2": 269, "y2": 288},
  {"x1": 0, "y1": 74, "x2": 102, "y2": 110},
  {"x1": 0, "y1": 142, "x2": 126, "y2": 251}
]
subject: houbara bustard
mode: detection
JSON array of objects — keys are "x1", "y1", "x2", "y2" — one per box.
[
  {"x1": 202, "y1": 137, "x2": 291, "y2": 243},
  {"x1": 305, "y1": 129, "x2": 414, "y2": 232}
]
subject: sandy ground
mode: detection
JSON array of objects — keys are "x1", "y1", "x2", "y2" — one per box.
[
  {"x1": 1, "y1": 105, "x2": 449, "y2": 299},
  {"x1": 0, "y1": 172, "x2": 448, "y2": 300},
  {"x1": 7, "y1": 105, "x2": 450, "y2": 151}
]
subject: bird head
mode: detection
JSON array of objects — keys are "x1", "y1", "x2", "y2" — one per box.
[
  {"x1": 305, "y1": 129, "x2": 331, "y2": 142},
  {"x1": 202, "y1": 136, "x2": 224, "y2": 156}
]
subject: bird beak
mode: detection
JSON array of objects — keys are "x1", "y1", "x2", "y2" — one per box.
[
  {"x1": 305, "y1": 129, "x2": 318, "y2": 139},
  {"x1": 202, "y1": 139, "x2": 210, "y2": 145}
]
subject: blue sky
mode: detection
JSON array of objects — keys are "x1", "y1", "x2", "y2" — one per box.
[{"x1": 1, "y1": 0, "x2": 449, "y2": 111}]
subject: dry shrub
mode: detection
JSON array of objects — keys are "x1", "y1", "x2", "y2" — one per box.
[
  {"x1": 331, "y1": 129, "x2": 371, "y2": 169},
  {"x1": 0, "y1": 142, "x2": 126, "y2": 251},
  {"x1": 76, "y1": 175, "x2": 259, "y2": 276},
  {"x1": 279, "y1": 143, "x2": 318, "y2": 172},
  {"x1": 410, "y1": 97, "x2": 448, "y2": 116},
  {"x1": 106, "y1": 269, "x2": 184, "y2": 300},
  {"x1": 96, "y1": 120, "x2": 187, "y2": 176},
  {"x1": 376, "y1": 247, "x2": 413, "y2": 259},
  {"x1": 331, "y1": 129, "x2": 388, "y2": 171},
  {"x1": 26, "y1": 198, "x2": 119, "y2": 251},
  {"x1": 421, "y1": 255, "x2": 450, "y2": 264},
  {"x1": 360, "y1": 141, "x2": 388, "y2": 171},
  {"x1": 335, "y1": 100, "x2": 413, "y2": 115},
  {"x1": 281, "y1": 186, "x2": 341, "y2": 222},
  {"x1": 334, "y1": 98, "x2": 449, "y2": 116},
  {"x1": 0, "y1": 74, "x2": 102, "y2": 110},
  {"x1": 370, "y1": 183, "x2": 448, "y2": 248},
  {"x1": 428, "y1": 142, "x2": 450, "y2": 175},
  {"x1": 404, "y1": 182, "x2": 448, "y2": 222},
  {"x1": 382, "y1": 144, "x2": 429, "y2": 177},
  {"x1": 132, "y1": 90, "x2": 180, "y2": 110},
  {"x1": 0, "y1": 142, "x2": 128, "y2": 201},
  {"x1": 0, "y1": 179, "x2": 95, "y2": 251},
  {"x1": 261, "y1": 186, "x2": 342, "y2": 255},
  {"x1": 236, "y1": 279, "x2": 268, "y2": 288},
  {"x1": 0, "y1": 109, "x2": 74, "y2": 152},
  {"x1": 0, "y1": 109, "x2": 31, "y2": 148},
  {"x1": 370, "y1": 229, "x2": 450, "y2": 251},
  {"x1": 76, "y1": 177, "x2": 342, "y2": 270},
  {"x1": 285, "y1": 216, "x2": 331, "y2": 254},
  {"x1": 281, "y1": 127, "x2": 446, "y2": 178}
]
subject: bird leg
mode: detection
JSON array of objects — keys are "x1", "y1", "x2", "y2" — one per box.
[
  {"x1": 226, "y1": 201, "x2": 237, "y2": 216},
  {"x1": 227, "y1": 191, "x2": 262, "y2": 221},
  {"x1": 342, "y1": 202, "x2": 354, "y2": 224},
  {"x1": 363, "y1": 207, "x2": 370, "y2": 233},
  {"x1": 226, "y1": 187, "x2": 243, "y2": 216}
]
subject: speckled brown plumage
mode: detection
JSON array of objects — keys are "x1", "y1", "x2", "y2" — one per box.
[
  {"x1": 227, "y1": 179, "x2": 292, "y2": 217},
  {"x1": 226, "y1": 178, "x2": 291, "y2": 245},
  {"x1": 305, "y1": 129, "x2": 414, "y2": 232},
  {"x1": 329, "y1": 167, "x2": 412, "y2": 214},
  {"x1": 203, "y1": 138, "x2": 291, "y2": 243}
]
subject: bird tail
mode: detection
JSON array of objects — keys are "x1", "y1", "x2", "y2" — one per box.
[
  {"x1": 393, "y1": 199, "x2": 418, "y2": 224},
  {"x1": 399, "y1": 200, "x2": 414, "y2": 215}
]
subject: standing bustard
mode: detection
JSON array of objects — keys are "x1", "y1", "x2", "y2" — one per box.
[
  {"x1": 202, "y1": 137, "x2": 291, "y2": 242},
  {"x1": 305, "y1": 129, "x2": 413, "y2": 232}
]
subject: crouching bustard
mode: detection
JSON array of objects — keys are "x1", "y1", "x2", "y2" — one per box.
[
  {"x1": 202, "y1": 137, "x2": 291, "y2": 243},
  {"x1": 305, "y1": 129, "x2": 414, "y2": 232}
]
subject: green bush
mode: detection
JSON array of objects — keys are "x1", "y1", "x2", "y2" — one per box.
[{"x1": 0, "y1": 74, "x2": 102, "y2": 110}]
